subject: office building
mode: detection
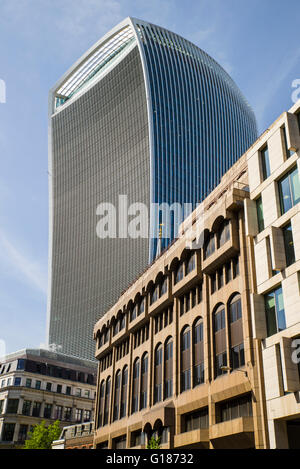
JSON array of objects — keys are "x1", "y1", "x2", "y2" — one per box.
[
  {"x1": 245, "y1": 101, "x2": 300, "y2": 448},
  {"x1": 93, "y1": 154, "x2": 268, "y2": 449},
  {"x1": 0, "y1": 349, "x2": 96, "y2": 448},
  {"x1": 48, "y1": 17, "x2": 257, "y2": 361}
]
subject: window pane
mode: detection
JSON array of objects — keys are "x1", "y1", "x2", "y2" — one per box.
[
  {"x1": 256, "y1": 197, "x2": 264, "y2": 232},
  {"x1": 261, "y1": 146, "x2": 271, "y2": 180},
  {"x1": 279, "y1": 174, "x2": 293, "y2": 214},
  {"x1": 275, "y1": 287, "x2": 286, "y2": 332},
  {"x1": 291, "y1": 168, "x2": 300, "y2": 206},
  {"x1": 283, "y1": 223, "x2": 295, "y2": 266}
]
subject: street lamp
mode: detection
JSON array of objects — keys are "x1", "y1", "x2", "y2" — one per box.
[{"x1": 220, "y1": 366, "x2": 248, "y2": 378}]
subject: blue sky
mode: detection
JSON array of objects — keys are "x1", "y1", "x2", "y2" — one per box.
[{"x1": 0, "y1": 0, "x2": 299, "y2": 355}]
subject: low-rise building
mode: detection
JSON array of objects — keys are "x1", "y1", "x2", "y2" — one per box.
[
  {"x1": 52, "y1": 422, "x2": 94, "y2": 449},
  {"x1": 0, "y1": 349, "x2": 97, "y2": 448}
]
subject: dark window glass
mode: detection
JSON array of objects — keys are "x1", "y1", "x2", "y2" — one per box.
[
  {"x1": 2, "y1": 423, "x2": 15, "y2": 442},
  {"x1": 265, "y1": 286, "x2": 286, "y2": 336},
  {"x1": 32, "y1": 402, "x2": 41, "y2": 418},
  {"x1": 256, "y1": 196, "x2": 264, "y2": 232},
  {"x1": 22, "y1": 400, "x2": 31, "y2": 416},
  {"x1": 6, "y1": 399, "x2": 19, "y2": 414},
  {"x1": 218, "y1": 220, "x2": 230, "y2": 247},
  {"x1": 204, "y1": 233, "x2": 215, "y2": 258},
  {"x1": 219, "y1": 395, "x2": 252, "y2": 423},
  {"x1": 283, "y1": 223, "x2": 295, "y2": 266},
  {"x1": 231, "y1": 343, "x2": 245, "y2": 370},
  {"x1": 175, "y1": 263, "x2": 184, "y2": 283},
  {"x1": 278, "y1": 167, "x2": 300, "y2": 215},
  {"x1": 215, "y1": 352, "x2": 227, "y2": 378},
  {"x1": 44, "y1": 403, "x2": 52, "y2": 419},
  {"x1": 261, "y1": 145, "x2": 271, "y2": 180}
]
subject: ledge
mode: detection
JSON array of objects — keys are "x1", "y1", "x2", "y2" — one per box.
[{"x1": 174, "y1": 428, "x2": 209, "y2": 448}]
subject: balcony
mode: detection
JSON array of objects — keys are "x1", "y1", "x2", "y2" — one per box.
[
  {"x1": 174, "y1": 428, "x2": 209, "y2": 449},
  {"x1": 210, "y1": 416, "x2": 255, "y2": 449}
]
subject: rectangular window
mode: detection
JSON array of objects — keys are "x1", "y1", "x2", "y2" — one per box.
[
  {"x1": 184, "y1": 408, "x2": 209, "y2": 432},
  {"x1": 230, "y1": 343, "x2": 245, "y2": 370},
  {"x1": 265, "y1": 286, "x2": 286, "y2": 336},
  {"x1": 75, "y1": 408, "x2": 83, "y2": 423},
  {"x1": 218, "y1": 395, "x2": 252, "y2": 423},
  {"x1": 64, "y1": 407, "x2": 72, "y2": 421},
  {"x1": 260, "y1": 145, "x2": 271, "y2": 180},
  {"x1": 282, "y1": 125, "x2": 294, "y2": 159},
  {"x1": 22, "y1": 400, "x2": 31, "y2": 416},
  {"x1": 215, "y1": 352, "x2": 227, "y2": 378},
  {"x1": 2, "y1": 423, "x2": 15, "y2": 442},
  {"x1": 57, "y1": 384, "x2": 62, "y2": 393},
  {"x1": 14, "y1": 377, "x2": 21, "y2": 386},
  {"x1": 278, "y1": 167, "x2": 300, "y2": 215},
  {"x1": 193, "y1": 362, "x2": 205, "y2": 386},
  {"x1": 6, "y1": 399, "x2": 19, "y2": 414},
  {"x1": 54, "y1": 405, "x2": 63, "y2": 420},
  {"x1": 25, "y1": 378, "x2": 32, "y2": 388},
  {"x1": 32, "y1": 402, "x2": 41, "y2": 418},
  {"x1": 44, "y1": 403, "x2": 52, "y2": 419},
  {"x1": 211, "y1": 273, "x2": 216, "y2": 294},
  {"x1": 283, "y1": 223, "x2": 296, "y2": 266},
  {"x1": 46, "y1": 382, "x2": 52, "y2": 392},
  {"x1": 256, "y1": 196, "x2": 264, "y2": 232},
  {"x1": 35, "y1": 380, "x2": 41, "y2": 390},
  {"x1": 18, "y1": 424, "x2": 28, "y2": 443},
  {"x1": 218, "y1": 268, "x2": 224, "y2": 289},
  {"x1": 233, "y1": 257, "x2": 239, "y2": 278}
]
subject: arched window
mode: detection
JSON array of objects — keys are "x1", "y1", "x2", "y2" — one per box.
[
  {"x1": 164, "y1": 338, "x2": 173, "y2": 399},
  {"x1": 132, "y1": 359, "x2": 140, "y2": 414},
  {"x1": 186, "y1": 252, "x2": 196, "y2": 274},
  {"x1": 140, "y1": 353, "x2": 148, "y2": 410},
  {"x1": 181, "y1": 327, "x2": 191, "y2": 392},
  {"x1": 218, "y1": 220, "x2": 230, "y2": 247},
  {"x1": 103, "y1": 376, "x2": 111, "y2": 426},
  {"x1": 193, "y1": 319, "x2": 204, "y2": 386},
  {"x1": 130, "y1": 304, "x2": 138, "y2": 322},
  {"x1": 120, "y1": 366, "x2": 128, "y2": 419},
  {"x1": 97, "y1": 380, "x2": 105, "y2": 428},
  {"x1": 139, "y1": 297, "x2": 145, "y2": 314},
  {"x1": 229, "y1": 294, "x2": 244, "y2": 370},
  {"x1": 113, "y1": 370, "x2": 121, "y2": 421},
  {"x1": 214, "y1": 304, "x2": 227, "y2": 378},
  {"x1": 174, "y1": 262, "x2": 184, "y2": 284},
  {"x1": 151, "y1": 284, "x2": 160, "y2": 305},
  {"x1": 113, "y1": 318, "x2": 119, "y2": 337},
  {"x1": 120, "y1": 313, "x2": 126, "y2": 331},
  {"x1": 154, "y1": 344, "x2": 163, "y2": 403},
  {"x1": 204, "y1": 233, "x2": 215, "y2": 259},
  {"x1": 160, "y1": 277, "x2": 168, "y2": 296}
]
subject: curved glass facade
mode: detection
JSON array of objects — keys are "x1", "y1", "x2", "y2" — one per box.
[
  {"x1": 48, "y1": 18, "x2": 257, "y2": 360},
  {"x1": 131, "y1": 19, "x2": 257, "y2": 258}
]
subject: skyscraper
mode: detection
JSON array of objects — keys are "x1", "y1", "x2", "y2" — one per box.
[{"x1": 47, "y1": 17, "x2": 257, "y2": 360}]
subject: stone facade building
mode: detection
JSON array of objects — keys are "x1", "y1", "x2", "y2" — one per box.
[
  {"x1": 245, "y1": 101, "x2": 300, "y2": 448},
  {"x1": 93, "y1": 101, "x2": 300, "y2": 450},
  {"x1": 0, "y1": 349, "x2": 96, "y2": 448}
]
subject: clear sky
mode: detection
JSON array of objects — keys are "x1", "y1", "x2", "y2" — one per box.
[{"x1": 0, "y1": 0, "x2": 299, "y2": 355}]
